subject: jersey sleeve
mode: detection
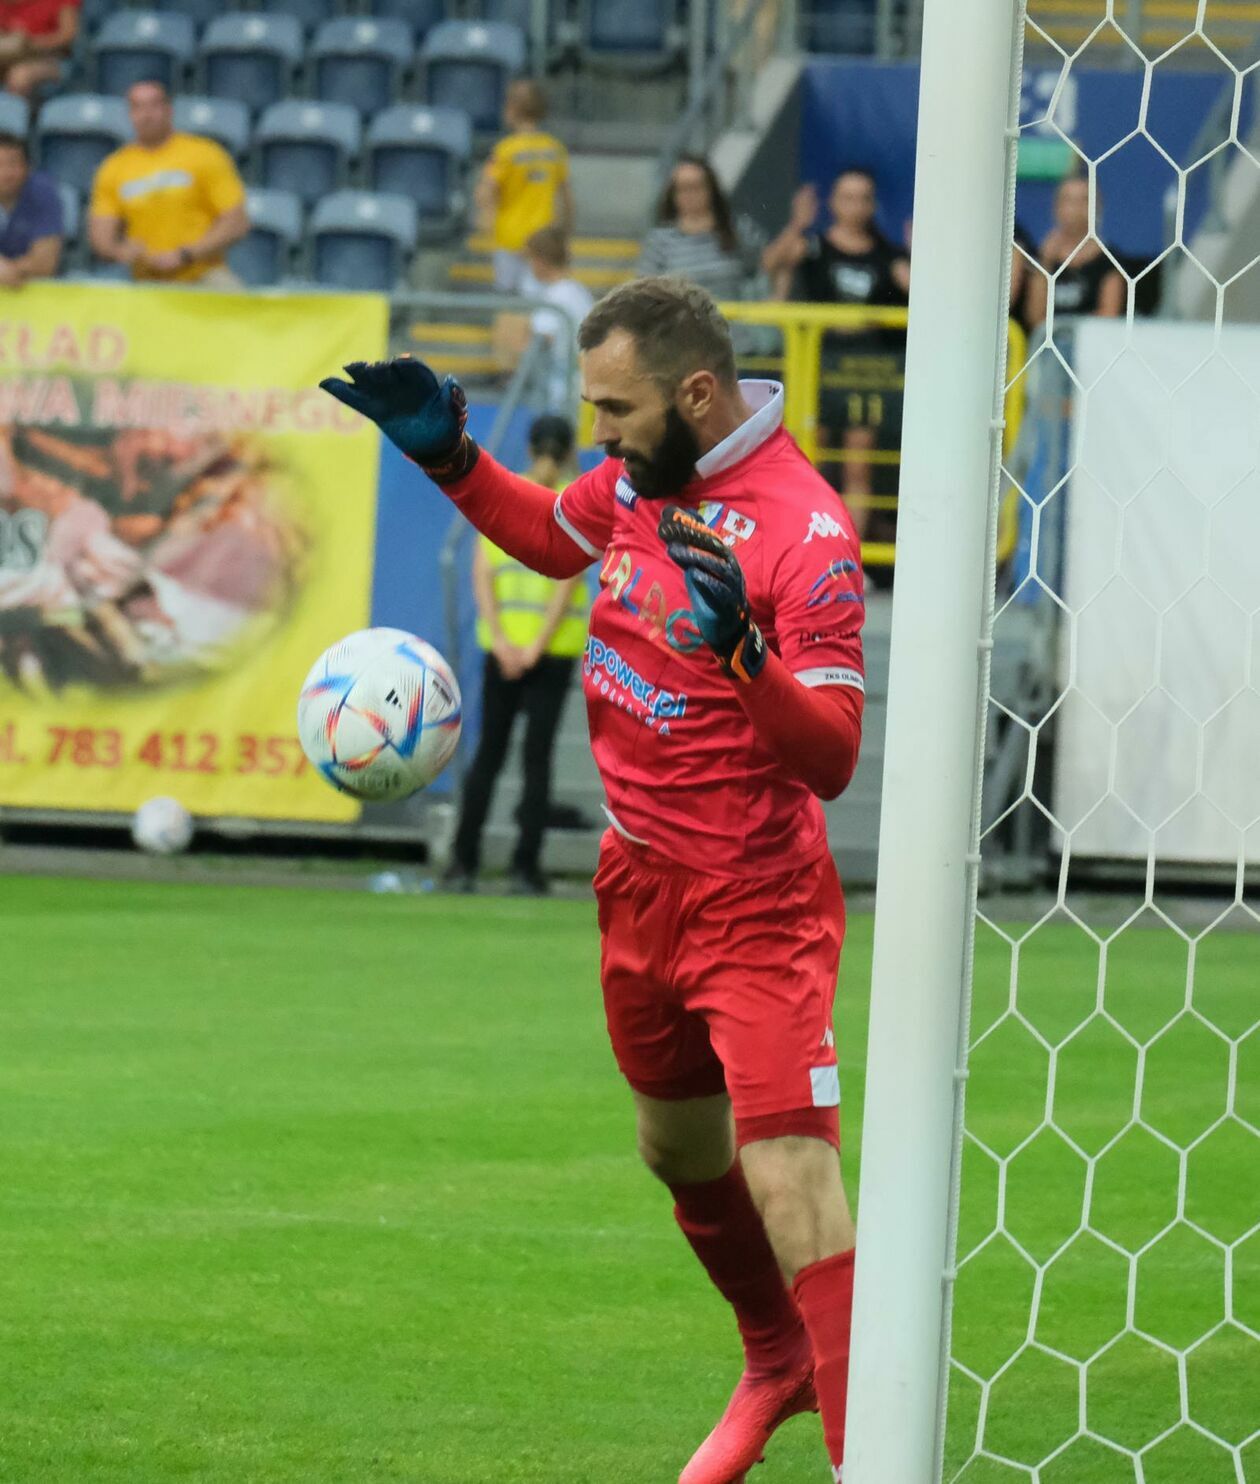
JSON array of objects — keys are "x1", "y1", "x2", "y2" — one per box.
[
  {"x1": 763, "y1": 506, "x2": 865, "y2": 694},
  {"x1": 552, "y1": 458, "x2": 618, "y2": 562}
]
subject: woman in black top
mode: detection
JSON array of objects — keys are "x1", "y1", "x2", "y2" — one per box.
[{"x1": 1027, "y1": 176, "x2": 1125, "y2": 327}]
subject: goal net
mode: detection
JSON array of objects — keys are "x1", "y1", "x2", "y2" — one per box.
[{"x1": 941, "y1": 4, "x2": 1260, "y2": 1481}]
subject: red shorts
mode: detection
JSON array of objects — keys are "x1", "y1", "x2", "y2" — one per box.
[{"x1": 594, "y1": 830, "x2": 845, "y2": 1135}]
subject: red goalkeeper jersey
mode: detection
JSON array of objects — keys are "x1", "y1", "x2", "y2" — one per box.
[{"x1": 553, "y1": 381, "x2": 865, "y2": 876}]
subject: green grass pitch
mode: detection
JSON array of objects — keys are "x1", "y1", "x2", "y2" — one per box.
[{"x1": 1, "y1": 876, "x2": 1255, "y2": 1482}]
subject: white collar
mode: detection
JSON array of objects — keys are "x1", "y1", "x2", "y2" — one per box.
[{"x1": 694, "y1": 380, "x2": 785, "y2": 480}]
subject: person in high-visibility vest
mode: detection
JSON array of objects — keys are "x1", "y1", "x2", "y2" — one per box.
[{"x1": 445, "y1": 414, "x2": 590, "y2": 895}]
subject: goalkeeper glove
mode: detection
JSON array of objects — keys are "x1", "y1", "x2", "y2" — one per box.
[
  {"x1": 659, "y1": 505, "x2": 766, "y2": 682},
  {"x1": 319, "y1": 356, "x2": 478, "y2": 483}
]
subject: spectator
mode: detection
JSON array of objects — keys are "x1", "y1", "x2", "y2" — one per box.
[
  {"x1": 638, "y1": 154, "x2": 763, "y2": 300},
  {"x1": 0, "y1": 0, "x2": 78, "y2": 100},
  {"x1": 1026, "y1": 176, "x2": 1125, "y2": 327},
  {"x1": 763, "y1": 171, "x2": 910, "y2": 540},
  {"x1": 0, "y1": 132, "x2": 62, "y2": 284},
  {"x1": 88, "y1": 81, "x2": 248, "y2": 286},
  {"x1": 522, "y1": 226, "x2": 593, "y2": 410},
  {"x1": 475, "y1": 79, "x2": 572, "y2": 294},
  {"x1": 445, "y1": 414, "x2": 590, "y2": 897}
]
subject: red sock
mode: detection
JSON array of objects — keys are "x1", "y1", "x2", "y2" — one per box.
[
  {"x1": 793, "y1": 1248, "x2": 855, "y2": 1472},
  {"x1": 669, "y1": 1165, "x2": 809, "y2": 1379}
]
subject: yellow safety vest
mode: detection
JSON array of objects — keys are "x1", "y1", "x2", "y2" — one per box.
[{"x1": 476, "y1": 535, "x2": 591, "y2": 658}]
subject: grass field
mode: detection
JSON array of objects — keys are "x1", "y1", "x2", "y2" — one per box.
[{"x1": 2, "y1": 875, "x2": 1256, "y2": 1483}]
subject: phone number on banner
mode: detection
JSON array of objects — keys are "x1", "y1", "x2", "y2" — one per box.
[{"x1": 2, "y1": 726, "x2": 309, "y2": 777}]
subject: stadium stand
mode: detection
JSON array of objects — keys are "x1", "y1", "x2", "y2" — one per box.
[
  {"x1": 140, "y1": 0, "x2": 223, "y2": 31},
  {"x1": 199, "y1": 13, "x2": 305, "y2": 115},
  {"x1": 231, "y1": 185, "x2": 303, "y2": 284},
  {"x1": 172, "y1": 95, "x2": 252, "y2": 158},
  {"x1": 310, "y1": 18, "x2": 414, "y2": 110},
  {"x1": 581, "y1": 0, "x2": 680, "y2": 60},
  {"x1": 365, "y1": 104, "x2": 471, "y2": 223},
  {"x1": 363, "y1": 0, "x2": 447, "y2": 35},
  {"x1": 255, "y1": 100, "x2": 361, "y2": 206},
  {"x1": 0, "y1": 94, "x2": 30, "y2": 137},
  {"x1": 36, "y1": 94, "x2": 130, "y2": 197},
  {"x1": 417, "y1": 21, "x2": 526, "y2": 132},
  {"x1": 255, "y1": 0, "x2": 340, "y2": 32},
  {"x1": 310, "y1": 188, "x2": 417, "y2": 289},
  {"x1": 92, "y1": 11, "x2": 197, "y2": 95}
]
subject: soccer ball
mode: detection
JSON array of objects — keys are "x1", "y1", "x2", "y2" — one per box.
[
  {"x1": 297, "y1": 627, "x2": 462, "y2": 802},
  {"x1": 132, "y1": 796, "x2": 194, "y2": 855}
]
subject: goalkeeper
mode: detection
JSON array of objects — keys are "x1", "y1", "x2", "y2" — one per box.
[{"x1": 322, "y1": 276, "x2": 865, "y2": 1484}]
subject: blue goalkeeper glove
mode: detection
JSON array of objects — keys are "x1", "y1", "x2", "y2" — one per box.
[
  {"x1": 319, "y1": 356, "x2": 478, "y2": 482},
  {"x1": 659, "y1": 505, "x2": 766, "y2": 682}
]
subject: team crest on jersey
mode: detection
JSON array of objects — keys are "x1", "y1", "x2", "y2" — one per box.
[
  {"x1": 614, "y1": 475, "x2": 639, "y2": 509},
  {"x1": 698, "y1": 501, "x2": 757, "y2": 549}
]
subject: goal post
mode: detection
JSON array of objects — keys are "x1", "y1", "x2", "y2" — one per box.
[{"x1": 844, "y1": 2, "x2": 1024, "y2": 1481}]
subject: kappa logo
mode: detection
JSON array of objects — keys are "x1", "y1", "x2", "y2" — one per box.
[
  {"x1": 819, "y1": 1027, "x2": 835, "y2": 1049},
  {"x1": 804, "y1": 510, "x2": 844, "y2": 544}
]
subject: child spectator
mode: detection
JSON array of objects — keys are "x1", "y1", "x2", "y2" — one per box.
[
  {"x1": 0, "y1": 132, "x2": 63, "y2": 283},
  {"x1": 475, "y1": 79, "x2": 572, "y2": 294},
  {"x1": 88, "y1": 81, "x2": 248, "y2": 286},
  {"x1": 522, "y1": 225, "x2": 593, "y2": 410},
  {"x1": 0, "y1": 0, "x2": 78, "y2": 100},
  {"x1": 638, "y1": 155, "x2": 763, "y2": 301}
]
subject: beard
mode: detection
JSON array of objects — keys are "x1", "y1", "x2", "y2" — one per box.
[{"x1": 611, "y1": 407, "x2": 701, "y2": 500}]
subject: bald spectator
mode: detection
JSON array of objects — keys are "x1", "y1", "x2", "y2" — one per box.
[
  {"x1": 0, "y1": 0, "x2": 79, "y2": 100},
  {"x1": 0, "y1": 133, "x2": 62, "y2": 284},
  {"x1": 89, "y1": 81, "x2": 248, "y2": 286}
]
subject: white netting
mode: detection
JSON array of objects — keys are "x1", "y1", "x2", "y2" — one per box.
[{"x1": 943, "y1": 3, "x2": 1260, "y2": 1480}]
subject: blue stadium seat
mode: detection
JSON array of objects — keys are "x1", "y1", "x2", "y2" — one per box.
[
  {"x1": 56, "y1": 182, "x2": 80, "y2": 240},
  {"x1": 363, "y1": 0, "x2": 446, "y2": 40},
  {"x1": 149, "y1": 0, "x2": 223, "y2": 30},
  {"x1": 173, "y1": 95, "x2": 251, "y2": 157},
  {"x1": 365, "y1": 104, "x2": 470, "y2": 220},
  {"x1": 311, "y1": 18, "x2": 414, "y2": 110},
  {"x1": 0, "y1": 93, "x2": 30, "y2": 138},
  {"x1": 200, "y1": 13, "x2": 304, "y2": 115},
  {"x1": 78, "y1": 0, "x2": 114, "y2": 36},
  {"x1": 36, "y1": 94, "x2": 131, "y2": 197},
  {"x1": 418, "y1": 21, "x2": 525, "y2": 132},
  {"x1": 94, "y1": 11, "x2": 196, "y2": 94},
  {"x1": 256, "y1": 0, "x2": 338, "y2": 32},
  {"x1": 310, "y1": 190, "x2": 417, "y2": 290},
  {"x1": 255, "y1": 101, "x2": 361, "y2": 207},
  {"x1": 581, "y1": 0, "x2": 677, "y2": 57},
  {"x1": 230, "y1": 186, "x2": 302, "y2": 285}
]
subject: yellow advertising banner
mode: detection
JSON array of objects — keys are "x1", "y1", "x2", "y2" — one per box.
[{"x1": 0, "y1": 282, "x2": 388, "y2": 822}]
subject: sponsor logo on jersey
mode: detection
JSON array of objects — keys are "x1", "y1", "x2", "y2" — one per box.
[
  {"x1": 600, "y1": 546, "x2": 706, "y2": 654},
  {"x1": 614, "y1": 475, "x2": 639, "y2": 509},
  {"x1": 805, "y1": 556, "x2": 862, "y2": 609},
  {"x1": 698, "y1": 500, "x2": 758, "y2": 549},
  {"x1": 804, "y1": 510, "x2": 844, "y2": 543},
  {"x1": 583, "y1": 635, "x2": 688, "y2": 733}
]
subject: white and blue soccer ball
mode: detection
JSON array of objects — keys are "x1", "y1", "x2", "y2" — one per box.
[
  {"x1": 132, "y1": 795, "x2": 194, "y2": 855},
  {"x1": 297, "y1": 627, "x2": 462, "y2": 802}
]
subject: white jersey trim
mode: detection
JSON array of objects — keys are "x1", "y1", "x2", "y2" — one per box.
[
  {"x1": 553, "y1": 493, "x2": 602, "y2": 559},
  {"x1": 694, "y1": 380, "x2": 785, "y2": 479},
  {"x1": 795, "y1": 665, "x2": 866, "y2": 693},
  {"x1": 602, "y1": 804, "x2": 651, "y2": 845}
]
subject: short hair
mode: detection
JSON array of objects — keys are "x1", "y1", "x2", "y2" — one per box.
[
  {"x1": 506, "y1": 78, "x2": 547, "y2": 124},
  {"x1": 834, "y1": 167, "x2": 877, "y2": 191},
  {"x1": 0, "y1": 132, "x2": 27, "y2": 159},
  {"x1": 525, "y1": 225, "x2": 568, "y2": 268},
  {"x1": 529, "y1": 413, "x2": 574, "y2": 460},
  {"x1": 127, "y1": 79, "x2": 170, "y2": 102},
  {"x1": 578, "y1": 275, "x2": 738, "y2": 392}
]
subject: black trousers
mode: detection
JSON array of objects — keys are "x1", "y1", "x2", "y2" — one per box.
[{"x1": 452, "y1": 652, "x2": 575, "y2": 873}]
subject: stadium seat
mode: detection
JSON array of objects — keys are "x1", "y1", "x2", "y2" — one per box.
[
  {"x1": 310, "y1": 189, "x2": 417, "y2": 291},
  {"x1": 230, "y1": 186, "x2": 302, "y2": 285},
  {"x1": 56, "y1": 183, "x2": 81, "y2": 269},
  {"x1": 364, "y1": 104, "x2": 470, "y2": 221},
  {"x1": 581, "y1": 0, "x2": 676, "y2": 55},
  {"x1": 0, "y1": 93, "x2": 30, "y2": 138},
  {"x1": 255, "y1": 101, "x2": 361, "y2": 207},
  {"x1": 149, "y1": 0, "x2": 223, "y2": 30},
  {"x1": 77, "y1": 0, "x2": 114, "y2": 36},
  {"x1": 93, "y1": 11, "x2": 196, "y2": 94},
  {"x1": 363, "y1": 0, "x2": 446, "y2": 41},
  {"x1": 417, "y1": 21, "x2": 525, "y2": 133},
  {"x1": 173, "y1": 95, "x2": 251, "y2": 157},
  {"x1": 36, "y1": 94, "x2": 131, "y2": 197},
  {"x1": 200, "y1": 13, "x2": 304, "y2": 115},
  {"x1": 255, "y1": 0, "x2": 338, "y2": 32},
  {"x1": 311, "y1": 18, "x2": 414, "y2": 110}
]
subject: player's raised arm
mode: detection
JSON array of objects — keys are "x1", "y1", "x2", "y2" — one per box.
[
  {"x1": 319, "y1": 357, "x2": 594, "y2": 579},
  {"x1": 660, "y1": 505, "x2": 863, "y2": 801}
]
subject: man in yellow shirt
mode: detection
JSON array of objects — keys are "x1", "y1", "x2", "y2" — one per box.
[
  {"x1": 475, "y1": 79, "x2": 573, "y2": 293},
  {"x1": 88, "y1": 80, "x2": 248, "y2": 285}
]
